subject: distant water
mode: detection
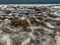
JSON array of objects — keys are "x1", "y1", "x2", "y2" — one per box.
[{"x1": 0, "y1": 0, "x2": 60, "y2": 4}]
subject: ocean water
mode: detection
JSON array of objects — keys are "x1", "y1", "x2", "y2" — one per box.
[{"x1": 0, "y1": 0, "x2": 60, "y2": 4}]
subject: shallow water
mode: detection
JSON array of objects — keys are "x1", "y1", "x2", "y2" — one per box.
[{"x1": 0, "y1": 5, "x2": 60, "y2": 45}]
